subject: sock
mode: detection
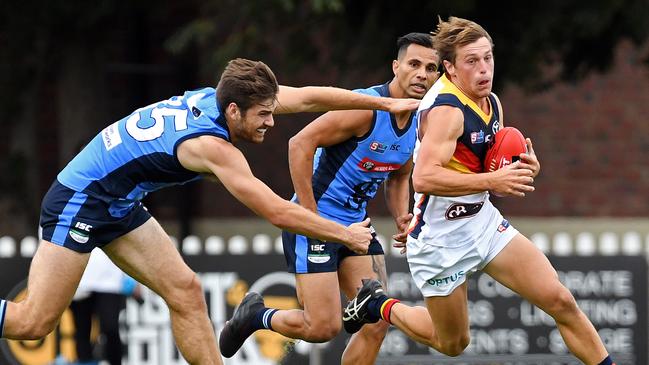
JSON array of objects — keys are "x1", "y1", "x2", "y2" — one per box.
[
  {"x1": 597, "y1": 355, "x2": 615, "y2": 365},
  {"x1": 366, "y1": 294, "x2": 390, "y2": 322},
  {"x1": 0, "y1": 299, "x2": 6, "y2": 338},
  {"x1": 252, "y1": 307, "x2": 278, "y2": 331},
  {"x1": 379, "y1": 298, "x2": 400, "y2": 324}
]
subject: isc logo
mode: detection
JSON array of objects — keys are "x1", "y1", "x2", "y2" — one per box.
[
  {"x1": 310, "y1": 244, "x2": 325, "y2": 252},
  {"x1": 74, "y1": 222, "x2": 93, "y2": 232}
]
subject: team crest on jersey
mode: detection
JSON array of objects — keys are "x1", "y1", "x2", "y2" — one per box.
[
  {"x1": 369, "y1": 141, "x2": 387, "y2": 153},
  {"x1": 492, "y1": 119, "x2": 500, "y2": 134},
  {"x1": 357, "y1": 158, "x2": 401, "y2": 172}
]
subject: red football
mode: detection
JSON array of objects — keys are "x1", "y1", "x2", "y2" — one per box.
[{"x1": 484, "y1": 127, "x2": 527, "y2": 172}]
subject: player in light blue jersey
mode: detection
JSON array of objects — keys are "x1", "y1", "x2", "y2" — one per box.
[
  {"x1": 220, "y1": 35, "x2": 440, "y2": 364},
  {"x1": 0, "y1": 58, "x2": 420, "y2": 365}
]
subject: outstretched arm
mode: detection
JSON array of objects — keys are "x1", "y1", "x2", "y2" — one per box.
[
  {"x1": 288, "y1": 109, "x2": 373, "y2": 212},
  {"x1": 275, "y1": 86, "x2": 419, "y2": 115},
  {"x1": 176, "y1": 136, "x2": 371, "y2": 253}
]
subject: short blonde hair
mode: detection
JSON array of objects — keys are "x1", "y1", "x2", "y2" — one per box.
[{"x1": 431, "y1": 16, "x2": 494, "y2": 65}]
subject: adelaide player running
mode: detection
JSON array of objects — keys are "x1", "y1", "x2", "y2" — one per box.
[{"x1": 343, "y1": 17, "x2": 617, "y2": 365}]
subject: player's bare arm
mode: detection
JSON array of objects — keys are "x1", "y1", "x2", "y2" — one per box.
[
  {"x1": 177, "y1": 135, "x2": 371, "y2": 254},
  {"x1": 384, "y1": 158, "x2": 413, "y2": 246},
  {"x1": 288, "y1": 109, "x2": 373, "y2": 212},
  {"x1": 275, "y1": 85, "x2": 420, "y2": 114},
  {"x1": 412, "y1": 105, "x2": 534, "y2": 197}
]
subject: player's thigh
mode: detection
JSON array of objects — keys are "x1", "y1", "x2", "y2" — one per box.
[
  {"x1": 23, "y1": 240, "x2": 90, "y2": 319},
  {"x1": 424, "y1": 282, "x2": 470, "y2": 339},
  {"x1": 295, "y1": 272, "x2": 342, "y2": 324},
  {"x1": 482, "y1": 233, "x2": 566, "y2": 308},
  {"x1": 101, "y1": 217, "x2": 195, "y2": 299},
  {"x1": 338, "y1": 255, "x2": 387, "y2": 300}
]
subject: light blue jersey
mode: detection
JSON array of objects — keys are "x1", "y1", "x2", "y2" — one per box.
[
  {"x1": 305, "y1": 82, "x2": 416, "y2": 225},
  {"x1": 57, "y1": 87, "x2": 228, "y2": 217}
]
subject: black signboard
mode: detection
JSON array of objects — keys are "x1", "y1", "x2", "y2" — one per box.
[{"x1": 0, "y1": 255, "x2": 646, "y2": 365}]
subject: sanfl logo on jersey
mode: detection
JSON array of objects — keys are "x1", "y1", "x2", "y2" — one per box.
[
  {"x1": 369, "y1": 141, "x2": 387, "y2": 153},
  {"x1": 470, "y1": 131, "x2": 485, "y2": 144}
]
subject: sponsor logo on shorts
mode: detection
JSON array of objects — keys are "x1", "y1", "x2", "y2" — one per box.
[
  {"x1": 307, "y1": 254, "x2": 331, "y2": 264},
  {"x1": 497, "y1": 219, "x2": 510, "y2": 233},
  {"x1": 69, "y1": 221, "x2": 93, "y2": 244},
  {"x1": 445, "y1": 202, "x2": 484, "y2": 220},
  {"x1": 69, "y1": 229, "x2": 89, "y2": 244},
  {"x1": 310, "y1": 244, "x2": 325, "y2": 252},
  {"x1": 426, "y1": 270, "x2": 465, "y2": 287},
  {"x1": 75, "y1": 222, "x2": 93, "y2": 232},
  {"x1": 307, "y1": 243, "x2": 330, "y2": 263}
]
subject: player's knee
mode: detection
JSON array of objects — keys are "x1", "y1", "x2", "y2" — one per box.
[
  {"x1": 165, "y1": 272, "x2": 206, "y2": 313},
  {"x1": 543, "y1": 287, "x2": 579, "y2": 319},
  {"x1": 436, "y1": 333, "x2": 470, "y2": 357},
  {"x1": 305, "y1": 321, "x2": 341, "y2": 342}
]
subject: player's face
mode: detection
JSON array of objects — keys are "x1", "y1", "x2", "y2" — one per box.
[
  {"x1": 238, "y1": 99, "x2": 276, "y2": 143},
  {"x1": 445, "y1": 37, "x2": 494, "y2": 101},
  {"x1": 393, "y1": 44, "x2": 440, "y2": 99}
]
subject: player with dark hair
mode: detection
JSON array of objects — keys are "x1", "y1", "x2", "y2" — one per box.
[
  {"x1": 0, "y1": 58, "x2": 419, "y2": 365},
  {"x1": 220, "y1": 35, "x2": 439, "y2": 364},
  {"x1": 343, "y1": 18, "x2": 616, "y2": 365}
]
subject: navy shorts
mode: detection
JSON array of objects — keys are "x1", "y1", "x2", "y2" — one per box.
[
  {"x1": 282, "y1": 228, "x2": 384, "y2": 274},
  {"x1": 40, "y1": 180, "x2": 152, "y2": 253}
]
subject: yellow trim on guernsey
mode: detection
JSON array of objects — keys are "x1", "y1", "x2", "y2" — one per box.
[
  {"x1": 438, "y1": 74, "x2": 492, "y2": 125},
  {"x1": 446, "y1": 157, "x2": 474, "y2": 174}
]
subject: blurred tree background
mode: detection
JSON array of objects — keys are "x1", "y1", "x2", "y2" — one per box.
[{"x1": 1, "y1": 0, "x2": 648, "y2": 237}]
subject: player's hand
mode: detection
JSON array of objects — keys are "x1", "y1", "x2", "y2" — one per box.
[
  {"x1": 489, "y1": 161, "x2": 535, "y2": 197},
  {"x1": 392, "y1": 212, "x2": 413, "y2": 241},
  {"x1": 392, "y1": 240, "x2": 407, "y2": 255},
  {"x1": 392, "y1": 213, "x2": 412, "y2": 254},
  {"x1": 385, "y1": 98, "x2": 420, "y2": 114},
  {"x1": 518, "y1": 138, "x2": 540, "y2": 177},
  {"x1": 345, "y1": 218, "x2": 372, "y2": 255}
]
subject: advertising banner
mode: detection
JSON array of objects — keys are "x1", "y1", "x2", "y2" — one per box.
[{"x1": 0, "y1": 254, "x2": 646, "y2": 365}]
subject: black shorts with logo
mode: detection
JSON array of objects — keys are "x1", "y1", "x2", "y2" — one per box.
[
  {"x1": 282, "y1": 228, "x2": 384, "y2": 274},
  {"x1": 40, "y1": 180, "x2": 151, "y2": 253}
]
